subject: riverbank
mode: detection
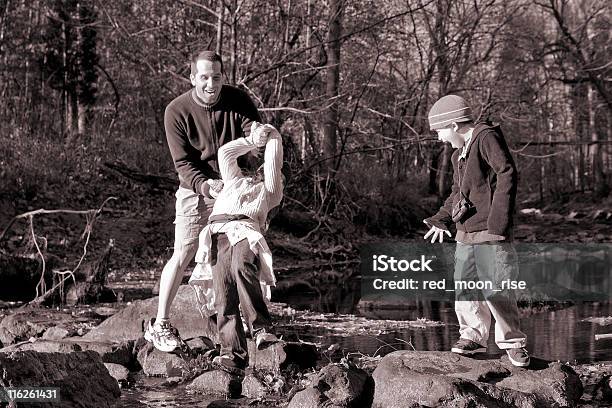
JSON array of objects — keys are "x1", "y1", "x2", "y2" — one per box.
[{"x1": 1, "y1": 294, "x2": 611, "y2": 407}]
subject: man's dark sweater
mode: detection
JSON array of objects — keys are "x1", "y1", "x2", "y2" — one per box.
[
  {"x1": 425, "y1": 123, "x2": 517, "y2": 236},
  {"x1": 164, "y1": 85, "x2": 261, "y2": 195}
]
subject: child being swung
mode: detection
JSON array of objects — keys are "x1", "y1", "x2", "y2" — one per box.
[{"x1": 189, "y1": 122, "x2": 283, "y2": 372}]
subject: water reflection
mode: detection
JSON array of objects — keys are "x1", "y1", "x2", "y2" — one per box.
[
  {"x1": 120, "y1": 378, "x2": 221, "y2": 407},
  {"x1": 273, "y1": 278, "x2": 612, "y2": 364}
]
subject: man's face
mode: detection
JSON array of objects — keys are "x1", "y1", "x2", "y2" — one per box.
[
  {"x1": 435, "y1": 124, "x2": 464, "y2": 149},
  {"x1": 190, "y1": 59, "x2": 223, "y2": 105}
]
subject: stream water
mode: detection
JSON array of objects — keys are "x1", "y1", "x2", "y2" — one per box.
[{"x1": 273, "y1": 275, "x2": 612, "y2": 364}]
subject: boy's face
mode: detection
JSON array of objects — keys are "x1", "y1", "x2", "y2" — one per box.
[{"x1": 435, "y1": 124, "x2": 465, "y2": 149}]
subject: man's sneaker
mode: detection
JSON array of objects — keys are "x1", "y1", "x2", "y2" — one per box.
[
  {"x1": 212, "y1": 355, "x2": 246, "y2": 375},
  {"x1": 506, "y1": 348, "x2": 530, "y2": 367},
  {"x1": 451, "y1": 338, "x2": 487, "y2": 354},
  {"x1": 254, "y1": 328, "x2": 278, "y2": 350},
  {"x1": 143, "y1": 318, "x2": 183, "y2": 353}
]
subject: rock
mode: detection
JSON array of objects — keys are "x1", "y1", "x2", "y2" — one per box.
[
  {"x1": 288, "y1": 363, "x2": 372, "y2": 408},
  {"x1": 0, "y1": 254, "x2": 54, "y2": 300},
  {"x1": 67, "y1": 338, "x2": 135, "y2": 366},
  {"x1": 1, "y1": 338, "x2": 81, "y2": 354},
  {"x1": 0, "y1": 338, "x2": 135, "y2": 367},
  {"x1": 186, "y1": 370, "x2": 242, "y2": 398},
  {"x1": 0, "y1": 350, "x2": 121, "y2": 407},
  {"x1": 495, "y1": 360, "x2": 583, "y2": 406},
  {"x1": 185, "y1": 335, "x2": 216, "y2": 353},
  {"x1": 372, "y1": 351, "x2": 582, "y2": 408},
  {"x1": 104, "y1": 362, "x2": 130, "y2": 383},
  {"x1": 136, "y1": 342, "x2": 185, "y2": 377},
  {"x1": 247, "y1": 339, "x2": 318, "y2": 372},
  {"x1": 162, "y1": 376, "x2": 183, "y2": 387},
  {"x1": 241, "y1": 374, "x2": 267, "y2": 399},
  {"x1": 42, "y1": 326, "x2": 71, "y2": 340},
  {"x1": 313, "y1": 363, "x2": 372, "y2": 407},
  {"x1": 288, "y1": 387, "x2": 336, "y2": 408},
  {"x1": 83, "y1": 285, "x2": 218, "y2": 343},
  {"x1": 565, "y1": 362, "x2": 612, "y2": 405},
  {"x1": 0, "y1": 308, "x2": 74, "y2": 345}
]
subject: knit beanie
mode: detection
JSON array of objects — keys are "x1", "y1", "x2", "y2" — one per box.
[{"x1": 428, "y1": 95, "x2": 473, "y2": 130}]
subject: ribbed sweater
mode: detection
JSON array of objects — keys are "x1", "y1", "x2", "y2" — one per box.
[
  {"x1": 210, "y1": 131, "x2": 284, "y2": 231},
  {"x1": 164, "y1": 86, "x2": 261, "y2": 195}
]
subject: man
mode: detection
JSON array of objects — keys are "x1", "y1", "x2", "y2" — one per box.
[
  {"x1": 423, "y1": 95, "x2": 530, "y2": 367},
  {"x1": 144, "y1": 50, "x2": 261, "y2": 352}
]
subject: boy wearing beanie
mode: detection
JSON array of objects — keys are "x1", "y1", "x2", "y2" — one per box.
[{"x1": 424, "y1": 95, "x2": 530, "y2": 367}]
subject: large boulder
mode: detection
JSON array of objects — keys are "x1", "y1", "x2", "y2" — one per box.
[
  {"x1": 0, "y1": 308, "x2": 74, "y2": 346},
  {"x1": 83, "y1": 285, "x2": 217, "y2": 343},
  {"x1": 372, "y1": 351, "x2": 582, "y2": 408},
  {"x1": 0, "y1": 350, "x2": 120, "y2": 407},
  {"x1": 0, "y1": 338, "x2": 135, "y2": 367}
]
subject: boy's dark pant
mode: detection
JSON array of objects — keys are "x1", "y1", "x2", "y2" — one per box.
[{"x1": 211, "y1": 233, "x2": 272, "y2": 367}]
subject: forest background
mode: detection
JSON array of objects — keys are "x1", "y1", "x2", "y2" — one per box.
[{"x1": 0, "y1": 0, "x2": 610, "y2": 279}]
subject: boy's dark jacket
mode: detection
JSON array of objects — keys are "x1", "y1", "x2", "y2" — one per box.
[{"x1": 425, "y1": 122, "x2": 517, "y2": 236}]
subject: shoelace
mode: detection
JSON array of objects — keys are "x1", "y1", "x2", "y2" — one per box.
[{"x1": 156, "y1": 322, "x2": 177, "y2": 336}]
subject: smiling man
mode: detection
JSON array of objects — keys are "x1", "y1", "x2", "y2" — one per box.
[
  {"x1": 144, "y1": 50, "x2": 261, "y2": 353},
  {"x1": 423, "y1": 95, "x2": 530, "y2": 367}
]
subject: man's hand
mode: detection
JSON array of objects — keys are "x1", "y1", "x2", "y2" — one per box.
[
  {"x1": 423, "y1": 221, "x2": 451, "y2": 243},
  {"x1": 207, "y1": 179, "x2": 223, "y2": 198},
  {"x1": 201, "y1": 179, "x2": 224, "y2": 199}
]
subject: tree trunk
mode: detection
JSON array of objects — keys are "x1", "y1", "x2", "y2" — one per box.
[
  {"x1": 589, "y1": 86, "x2": 609, "y2": 197},
  {"x1": 572, "y1": 82, "x2": 588, "y2": 192},
  {"x1": 215, "y1": 0, "x2": 224, "y2": 55},
  {"x1": 322, "y1": 0, "x2": 342, "y2": 174},
  {"x1": 429, "y1": 0, "x2": 453, "y2": 199}
]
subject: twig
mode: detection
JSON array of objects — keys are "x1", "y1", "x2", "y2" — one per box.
[
  {"x1": 595, "y1": 333, "x2": 612, "y2": 340},
  {"x1": 0, "y1": 197, "x2": 117, "y2": 242},
  {"x1": 12, "y1": 197, "x2": 118, "y2": 307},
  {"x1": 29, "y1": 216, "x2": 47, "y2": 298},
  {"x1": 394, "y1": 337, "x2": 416, "y2": 351}
]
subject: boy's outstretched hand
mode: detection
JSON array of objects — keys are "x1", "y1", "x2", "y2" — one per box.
[{"x1": 423, "y1": 221, "x2": 451, "y2": 243}]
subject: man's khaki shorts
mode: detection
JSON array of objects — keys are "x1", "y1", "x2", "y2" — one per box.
[{"x1": 173, "y1": 187, "x2": 214, "y2": 251}]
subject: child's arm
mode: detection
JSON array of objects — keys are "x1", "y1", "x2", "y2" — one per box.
[
  {"x1": 217, "y1": 137, "x2": 257, "y2": 181},
  {"x1": 263, "y1": 129, "x2": 284, "y2": 198}
]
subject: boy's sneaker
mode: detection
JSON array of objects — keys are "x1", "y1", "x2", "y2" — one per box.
[
  {"x1": 143, "y1": 318, "x2": 183, "y2": 353},
  {"x1": 451, "y1": 338, "x2": 487, "y2": 354},
  {"x1": 254, "y1": 328, "x2": 278, "y2": 350},
  {"x1": 506, "y1": 348, "x2": 530, "y2": 367}
]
